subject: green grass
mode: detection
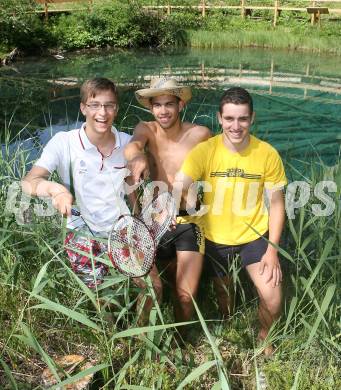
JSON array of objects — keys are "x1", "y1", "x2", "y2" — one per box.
[
  {"x1": 187, "y1": 28, "x2": 341, "y2": 54},
  {"x1": 0, "y1": 122, "x2": 340, "y2": 388}
]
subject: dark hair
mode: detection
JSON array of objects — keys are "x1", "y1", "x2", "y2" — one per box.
[
  {"x1": 80, "y1": 78, "x2": 117, "y2": 103},
  {"x1": 149, "y1": 95, "x2": 181, "y2": 105},
  {"x1": 219, "y1": 87, "x2": 253, "y2": 114}
]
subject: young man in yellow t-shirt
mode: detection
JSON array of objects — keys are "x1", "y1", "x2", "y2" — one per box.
[{"x1": 176, "y1": 87, "x2": 287, "y2": 354}]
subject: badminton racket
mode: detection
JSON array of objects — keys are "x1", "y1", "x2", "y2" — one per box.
[
  {"x1": 71, "y1": 209, "x2": 156, "y2": 277},
  {"x1": 70, "y1": 208, "x2": 95, "y2": 236},
  {"x1": 107, "y1": 214, "x2": 156, "y2": 277},
  {"x1": 139, "y1": 191, "x2": 177, "y2": 243}
]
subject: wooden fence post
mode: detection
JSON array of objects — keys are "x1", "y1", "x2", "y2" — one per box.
[
  {"x1": 311, "y1": 0, "x2": 316, "y2": 24},
  {"x1": 201, "y1": 61, "x2": 206, "y2": 87},
  {"x1": 304, "y1": 63, "x2": 310, "y2": 98},
  {"x1": 44, "y1": 1, "x2": 48, "y2": 22},
  {"x1": 88, "y1": 0, "x2": 93, "y2": 12},
  {"x1": 202, "y1": 0, "x2": 206, "y2": 17},
  {"x1": 273, "y1": 0, "x2": 279, "y2": 26},
  {"x1": 241, "y1": 0, "x2": 246, "y2": 19},
  {"x1": 167, "y1": 3, "x2": 171, "y2": 15},
  {"x1": 269, "y1": 58, "x2": 274, "y2": 94}
]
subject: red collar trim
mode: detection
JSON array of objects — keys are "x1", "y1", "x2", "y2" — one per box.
[
  {"x1": 78, "y1": 129, "x2": 85, "y2": 150},
  {"x1": 96, "y1": 146, "x2": 117, "y2": 171},
  {"x1": 78, "y1": 127, "x2": 118, "y2": 171}
]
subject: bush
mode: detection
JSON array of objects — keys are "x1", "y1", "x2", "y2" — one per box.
[
  {"x1": 167, "y1": 10, "x2": 205, "y2": 30},
  {"x1": 49, "y1": 13, "x2": 94, "y2": 50},
  {"x1": 0, "y1": 0, "x2": 53, "y2": 51},
  {"x1": 49, "y1": 2, "x2": 185, "y2": 50}
]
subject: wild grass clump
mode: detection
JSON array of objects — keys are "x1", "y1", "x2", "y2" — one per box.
[
  {"x1": 0, "y1": 122, "x2": 340, "y2": 388},
  {"x1": 187, "y1": 28, "x2": 341, "y2": 54}
]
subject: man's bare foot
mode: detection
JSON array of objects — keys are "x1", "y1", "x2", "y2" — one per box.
[
  {"x1": 262, "y1": 344, "x2": 274, "y2": 356},
  {"x1": 257, "y1": 330, "x2": 274, "y2": 356}
]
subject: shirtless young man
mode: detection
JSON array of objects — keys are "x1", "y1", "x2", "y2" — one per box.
[{"x1": 124, "y1": 78, "x2": 211, "y2": 331}]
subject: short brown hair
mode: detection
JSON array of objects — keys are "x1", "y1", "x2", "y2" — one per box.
[
  {"x1": 80, "y1": 78, "x2": 117, "y2": 103},
  {"x1": 219, "y1": 87, "x2": 253, "y2": 114}
]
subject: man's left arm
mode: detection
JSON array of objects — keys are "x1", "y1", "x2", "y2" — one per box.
[{"x1": 259, "y1": 189, "x2": 285, "y2": 287}]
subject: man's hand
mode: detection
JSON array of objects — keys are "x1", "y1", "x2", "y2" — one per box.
[
  {"x1": 127, "y1": 154, "x2": 149, "y2": 184},
  {"x1": 169, "y1": 217, "x2": 177, "y2": 231},
  {"x1": 22, "y1": 166, "x2": 73, "y2": 217},
  {"x1": 51, "y1": 189, "x2": 73, "y2": 216},
  {"x1": 258, "y1": 246, "x2": 282, "y2": 288}
]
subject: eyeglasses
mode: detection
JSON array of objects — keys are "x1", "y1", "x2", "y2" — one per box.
[{"x1": 86, "y1": 103, "x2": 118, "y2": 112}]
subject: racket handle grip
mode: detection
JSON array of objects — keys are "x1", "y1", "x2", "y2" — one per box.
[{"x1": 71, "y1": 208, "x2": 80, "y2": 216}]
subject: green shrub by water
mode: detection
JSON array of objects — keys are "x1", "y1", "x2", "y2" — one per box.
[
  {"x1": 0, "y1": 0, "x2": 52, "y2": 51},
  {"x1": 0, "y1": 1, "x2": 184, "y2": 53},
  {"x1": 48, "y1": 3, "x2": 185, "y2": 50}
]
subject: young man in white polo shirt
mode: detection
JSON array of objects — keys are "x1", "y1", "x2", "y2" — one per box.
[{"x1": 22, "y1": 77, "x2": 132, "y2": 287}]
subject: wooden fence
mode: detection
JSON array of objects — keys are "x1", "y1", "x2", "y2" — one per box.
[
  {"x1": 34, "y1": 0, "x2": 341, "y2": 25},
  {"x1": 143, "y1": 0, "x2": 341, "y2": 26},
  {"x1": 35, "y1": 0, "x2": 93, "y2": 19}
]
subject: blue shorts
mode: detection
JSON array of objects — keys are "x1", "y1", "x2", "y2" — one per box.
[{"x1": 204, "y1": 234, "x2": 269, "y2": 277}]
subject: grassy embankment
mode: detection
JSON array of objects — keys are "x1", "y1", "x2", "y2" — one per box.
[
  {"x1": 0, "y1": 116, "x2": 340, "y2": 388},
  {"x1": 139, "y1": 0, "x2": 341, "y2": 54},
  {"x1": 187, "y1": 28, "x2": 341, "y2": 54}
]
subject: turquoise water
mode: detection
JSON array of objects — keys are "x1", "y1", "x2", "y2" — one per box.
[{"x1": 0, "y1": 47, "x2": 340, "y2": 166}]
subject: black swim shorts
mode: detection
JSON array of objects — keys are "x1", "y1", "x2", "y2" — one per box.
[
  {"x1": 204, "y1": 233, "x2": 269, "y2": 277},
  {"x1": 157, "y1": 223, "x2": 204, "y2": 261}
]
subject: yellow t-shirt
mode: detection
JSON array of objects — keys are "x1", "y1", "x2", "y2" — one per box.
[{"x1": 181, "y1": 134, "x2": 287, "y2": 245}]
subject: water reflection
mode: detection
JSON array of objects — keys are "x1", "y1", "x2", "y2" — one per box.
[{"x1": 0, "y1": 48, "x2": 340, "y2": 165}]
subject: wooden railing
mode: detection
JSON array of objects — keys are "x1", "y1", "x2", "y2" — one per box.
[
  {"x1": 34, "y1": 1, "x2": 341, "y2": 25},
  {"x1": 143, "y1": 0, "x2": 341, "y2": 25},
  {"x1": 35, "y1": 0, "x2": 93, "y2": 19}
]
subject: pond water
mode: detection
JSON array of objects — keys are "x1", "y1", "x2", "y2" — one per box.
[{"x1": 0, "y1": 47, "x2": 340, "y2": 167}]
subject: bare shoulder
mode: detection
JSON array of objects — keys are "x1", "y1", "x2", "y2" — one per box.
[
  {"x1": 183, "y1": 122, "x2": 212, "y2": 142},
  {"x1": 134, "y1": 120, "x2": 156, "y2": 133},
  {"x1": 132, "y1": 121, "x2": 157, "y2": 139}
]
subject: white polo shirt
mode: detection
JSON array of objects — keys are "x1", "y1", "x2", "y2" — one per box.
[{"x1": 35, "y1": 124, "x2": 132, "y2": 235}]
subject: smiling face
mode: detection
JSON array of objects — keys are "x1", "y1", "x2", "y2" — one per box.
[
  {"x1": 218, "y1": 103, "x2": 255, "y2": 152},
  {"x1": 150, "y1": 95, "x2": 184, "y2": 130},
  {"x1": 80, "y1": 90, "x2": 118, "y2": 136}
]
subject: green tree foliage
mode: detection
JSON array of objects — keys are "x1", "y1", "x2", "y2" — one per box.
[
  {"x1": 49, "y1": 2, "x2": 185, "y2": 50},
  {"x1": 0, "y1": 0, "x2": 51, "y2": 50},
  {"x1": 0, "y1": 1, "x2": 184, "y2": 52}
]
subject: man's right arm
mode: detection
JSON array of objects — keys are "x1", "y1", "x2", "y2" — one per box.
[
  {"x1": 22, "y1": 166, "x2": 73, "y2": 216},
  {"x1": 124, "y1": 122, "x2": 150, "y2": 183}
]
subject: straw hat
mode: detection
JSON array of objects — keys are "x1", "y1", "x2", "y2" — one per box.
[{"x1": 135, "y1": 77, "x2": 192, "y2": 109}]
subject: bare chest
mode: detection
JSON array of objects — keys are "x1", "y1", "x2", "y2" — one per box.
[{"x1": 147, "y1": 140, "x2": 192, "y2": 183}]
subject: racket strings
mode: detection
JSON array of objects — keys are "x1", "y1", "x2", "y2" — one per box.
[
  {"x1": 141, "y1": 192, "x2": 177, "y2": 242},
  {"x1": 108, "y1": 216, "x2": 155, "y2": 277}
]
